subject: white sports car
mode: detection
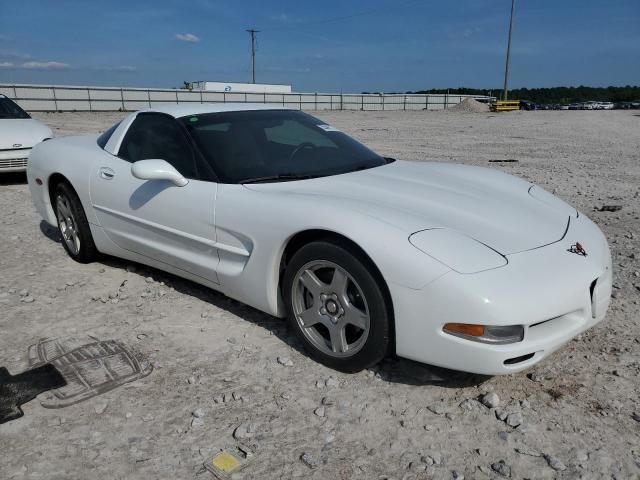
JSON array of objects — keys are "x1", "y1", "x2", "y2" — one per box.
[
  {"x1": 27, "y1": 104, "x2": 612, "y2": 375},
  {"x1": 0, "y1": 94, "x2": 53, "y2": 172}
]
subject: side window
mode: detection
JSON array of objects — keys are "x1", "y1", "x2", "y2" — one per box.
[
  {"x1": 118, "y1": 114, "x2": 198, "y2": 179},
  {"x1": 264, "y1": 120, "x2": 336, "y2": 148},
  {"x1": 97, "y1": 121, "x2": 121, "y2": 149}
]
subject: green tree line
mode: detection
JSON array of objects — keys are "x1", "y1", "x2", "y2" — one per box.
[{"x1": 378, "y1": 86, "x2": 640, "y2": 104}]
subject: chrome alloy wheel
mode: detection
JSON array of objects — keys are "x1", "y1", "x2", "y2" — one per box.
[
  {"x1": 291, "y1": 260, "x2": 370, "y2": 358},
  {"x1": 56, "y1": 194, "x2": 80, "y2": 255}
]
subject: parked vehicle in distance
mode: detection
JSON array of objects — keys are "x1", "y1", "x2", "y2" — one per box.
[
  {"x1": 568, "y1": 103, "x2": 581, "y2": 110},
  {"x1": 519, "y1": 100, "x2": 536, "y2": 111},
  {"x1": 597, "y1": 102, "x2": 614, "y2": 110},
  {"x1": 559, "y1": 105, "x2": 570, "y2": 110},
  {"x1": 27, "y1": 104, "x2": 613, "y2": 375},
  {"x1": 0, "y1": 95, "x2": 53, "y2": 173}
]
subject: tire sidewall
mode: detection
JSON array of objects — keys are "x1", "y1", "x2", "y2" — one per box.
[
  {"x1": 53, "y1": 183, "x2": 97, "y2": 263},
  {"x1": 283, "y1": 241, "x2": 390, "y2": 373}
]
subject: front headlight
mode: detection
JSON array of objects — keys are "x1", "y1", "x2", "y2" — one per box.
[
  {"x1": 443, "y1": 323, "x2": 524, "y2": 344},
  {"x1": 409, "y1": 228, "x2": 507, "y2": 274}
]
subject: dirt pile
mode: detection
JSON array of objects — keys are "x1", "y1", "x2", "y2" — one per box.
[{"x1": 449, "y1": 97, "x2": 490, "y2": 113}]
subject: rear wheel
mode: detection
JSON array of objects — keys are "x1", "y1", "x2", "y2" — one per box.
[
  {"x1": 283, "y1": 241, "x2": 390, "y2": 372},
  {"x1": 53, "y1": 182, "x2": 98, "y2": 263}
]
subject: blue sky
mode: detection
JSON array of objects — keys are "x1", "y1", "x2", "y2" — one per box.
[{"x1": 0, "y1": 0, "x2": 638, "y2": 92}]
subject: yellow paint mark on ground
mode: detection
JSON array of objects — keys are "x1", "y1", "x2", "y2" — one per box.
[{"x1": 211, "y1": 451, "x2": 241, "y2": 472}]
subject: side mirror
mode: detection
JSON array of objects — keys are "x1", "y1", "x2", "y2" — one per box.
[{"x1": 131, "y1": 159, "x2": 188, "y2": 187}]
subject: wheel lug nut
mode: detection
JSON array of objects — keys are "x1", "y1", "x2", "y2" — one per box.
[{"x1": 320, "y1": 307, "x2": 327, "y2": 314}]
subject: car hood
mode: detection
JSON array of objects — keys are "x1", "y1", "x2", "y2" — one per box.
[
  {"x1": 245, "y1": 160, "x2": 573, "y2": 255},
  {"x1": 0, "y1": 118, "x2": 53, "y2": 150}
]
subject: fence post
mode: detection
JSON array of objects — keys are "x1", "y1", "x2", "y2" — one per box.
[
  {"x1": 120, "y1": 88, "x2": 125, "y2": 111},
  {"x1": 200, "y1": 89, "x2": 203, "y2": 104},
  {"x1": 340, "y1": 93, "x2": 343, "y2": 110},
  {"x1": 444, "y1": 91, "x2": 448, "y2": 110},
  {"x1": 382, "y1": 95, "x2": 385, "y2": 111},
  {"x1": 52, "y1": 87, "x2": 59, "y2": 111},
  {"x1": 361, "y1": 95, "x2": 364, "y2": 111},
  {"x1": 148, "y1": 89, "x2": 152, "y2": 107},
  {"x1": 175, "y1": 89, "x2": 179, "y2": 104},
  {"x1": 330, "y1": 95, "x2": 333, "y2": 110},
  {"x1": 87, "y1": 88, "x2": 92, "y2": 112},
  {"x1": 404, "y1": 95, "x2": 406, "y2": 111},
  {"x1": 263, "y1": 92, "x2": 266, "y2": 105},
  {"x1": 223, "y1": 92, "x2": 226, "y2": 104},
  {"x1": 314, "y1": 92, "x2": 318, "y2": 110},
  {"x1": 244, "y1": 93, "x2": 247, "y2": 103}
]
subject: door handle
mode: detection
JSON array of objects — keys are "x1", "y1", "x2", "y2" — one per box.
[{"x1": 99, "y1": 167, "x2": 115, "y2": 180}]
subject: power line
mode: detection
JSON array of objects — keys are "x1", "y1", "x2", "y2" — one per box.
[
  {"x1": 503, "y1": 0, "x2": 516, "y2": 100},
  {"x1": 246, "y1": 28, "x2": 259, "y2": 83}
]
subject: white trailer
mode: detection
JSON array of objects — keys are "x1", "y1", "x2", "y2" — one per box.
[{"x1": 191, "y1": 81, "x2": 292, "y2": 94}]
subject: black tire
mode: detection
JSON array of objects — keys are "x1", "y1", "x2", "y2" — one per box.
[
  {"x1": 283, "y1": 240, "x2": 391, "y2": 373},
  {"x1": 52, "y1": 182, "x2": 99, "y2": 263}
]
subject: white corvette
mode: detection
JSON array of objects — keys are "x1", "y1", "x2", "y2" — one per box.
[
  {"x1": 0, "y1": 94, "x2": 53, "y2": 172},
  {"x1": 27, "y1": 104, "x2": 612, "y2": 375}
]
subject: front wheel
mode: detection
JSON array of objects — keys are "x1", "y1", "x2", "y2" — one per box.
[
  {"x1": 53, "y1": 182, "x2": 98, "y2": 263},
  {"x1": 283, "y1": 241, "x2": 391, "y2": 373}
]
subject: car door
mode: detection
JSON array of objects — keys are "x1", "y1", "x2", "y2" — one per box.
[{"x1": 89, "y1": 112, "x2": 220, "y2": 284}]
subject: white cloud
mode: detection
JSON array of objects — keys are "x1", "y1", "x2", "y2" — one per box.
[
  {"x1": 270, "y1": 13, "x2": 290, "y2": 22},
  {"x1": 175, "y1": 33, "x2": 200, "y2": 43},
  {"x1": 95, "y1": 65, "x2": 137, "y2": 72},
  {"x1": 0, "y1": 51, "x2": 31, "y2": 60},
  {"x1": 22, "y1": 61, "x2": 70, "y2": 70},
  {"x1": 0, "y1": 61, "x2": 14, "y2": 68}
]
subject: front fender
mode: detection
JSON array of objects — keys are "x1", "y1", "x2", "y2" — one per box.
[{"x1": 214, "y1": 185, "x2": 451, "y2": 317}]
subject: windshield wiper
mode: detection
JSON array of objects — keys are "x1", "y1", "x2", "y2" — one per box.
[{"x1": 240, "y1": 173, "x2": 319, "y2": 184}]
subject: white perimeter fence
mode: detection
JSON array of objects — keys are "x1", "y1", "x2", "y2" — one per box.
[{"x1": 0, "y1": 83, "x2": 490, "y2": 112}]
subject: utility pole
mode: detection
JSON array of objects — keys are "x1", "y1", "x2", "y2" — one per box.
[
  {"x1": 246, "y1": 28, "x2": 259, "y2": 84},
  {"x1": 502, "y1": 0, "x2": 515, "y2": 100}
]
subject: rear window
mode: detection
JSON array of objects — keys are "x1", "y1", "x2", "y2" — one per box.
[
  {"x1": 97, "y1": 121, "x2": 121, "y2": 149},
  {"x1": 0, "y1": 97, "x2": 30, "y2": 119}
]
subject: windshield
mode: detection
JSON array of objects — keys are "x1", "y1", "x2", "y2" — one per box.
[
  {"x1": 0, "y1": 98, "x2": 30, "y2": 119},
  {"x1": 179, "y1": 110, "x2": 387, "y2": 183}
]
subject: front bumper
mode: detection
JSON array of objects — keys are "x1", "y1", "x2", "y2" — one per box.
[
  {"x1": 392, "y1": 213, "x2": 612, "y2": 375},
  {"x1": 0, "y1": 148, "x2": 31, "y2": 172}
]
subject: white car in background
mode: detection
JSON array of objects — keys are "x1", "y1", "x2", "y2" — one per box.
[
  {"x1": 597, "y1": 102, "x2": 614, "y2": 110},
  {"x1": 26, "y1": 104, "x2": 612, "y2": 375},
  {"x1": 0, "y1": 94, "x2": 53, "y2": 173}
]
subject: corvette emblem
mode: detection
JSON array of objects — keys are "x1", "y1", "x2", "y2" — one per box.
[
  {"x1": 13, "y1": 143, "x2": 22, "y2": 148},
  {"x1": 568, "y1": 242, "x2": 587, "y2": 256}
]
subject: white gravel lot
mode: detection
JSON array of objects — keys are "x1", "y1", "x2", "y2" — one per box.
[{"x1": 1, "y1": 109, "x2": 639, "y2": 479}]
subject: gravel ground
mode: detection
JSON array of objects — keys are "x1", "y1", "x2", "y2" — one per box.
[{"x1": 1, "y1": 109, "x2": 639, "y2": 479}]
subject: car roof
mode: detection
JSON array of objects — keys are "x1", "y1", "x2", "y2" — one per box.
[
  {"x1": 146, "y1": 102, "x2": 294, "y2": 118},
  {"x1": 102, "y1": 102, "x2": 297, "y2": 155}
]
